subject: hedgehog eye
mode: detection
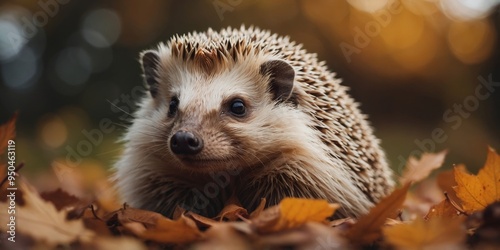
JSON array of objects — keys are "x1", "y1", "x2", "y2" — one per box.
[
  {"x1": 168, "y1": 97, "x2": 179, "y2": 117},
  {"x1": 229, "y1": 99, "x2": 246, "y2": 117}
]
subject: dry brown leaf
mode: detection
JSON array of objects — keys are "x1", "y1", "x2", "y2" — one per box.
[
  {"x1": 0, "y1": 179, "x2": 94, "y2": 246},
  {"x1": 0, "y1": 113, "x2": 17, "y2": 200},
  {"x1": 192, "y1": 223, "x2": 250, "y2": 250},
  {"x1": 122, "y1": 221, "x2": 147, "y2": 235},
  {"x1": 186, "y1": 211, "x2": 220, "y2": 227},
  {"x1": 298, "y1": 222, "x2": 349, "y2": 250},
  {"x1": 0, "y1": 112, "x2": 17, "y2": 155},
  {"x1": 250, "y1": 198, "x2": 267, "y2": 218},
  {"x1": 80, "y1": 206, "x2": 112, "y2": 235},
  {"x1": 40, "y1": 188, "x2": 82, "y2": 211},
  {"x1": 383, "y1": 217, "x2": 465, "y2": 250},
  {"x1": 253, "y1": 198, "x2": 339, "y2": 233},
  {"x1": 52, "y1": 160, "x2": 85, "y2": 197},
  {"x1": 255, "y1": 222, "x2": 348, "y2": 250},
  {"x1": 404, "y1": 178, "x2": 446, "y2": 218},
  {"x1": 215, "y1": 193, "x2": 248, "y2": 221},
  {"x1": 437, "y1": 168, "x2": 460, "y2": 205},
  {"x1": 94, "y1": 180, "x2": 122, "y2": 213},
  {"x1": 345, "y1": 183, "x2": 410, "y2": 245},
  {"x1": 173, "y1": 205, "x2": 186, "y2": 219},
  {"x1": 425, "y1": 198, "x2": 463, "y2": 220},
  {"x1": 140, "y1": 214, "x2": 202, "y2": 244},
  {"x1": 399, "y1": 150, "x2": 448, "y2": 185},
  {"x1": 454, "y1": 147, "x2": 500, "y2": 213},
  {"x1": 90, "y1": 236, "x2": 147, "y2": 250},
  {"x1": 329, "y1": 217, "x2": 356, "y2": 228},
  {"x1": 252, "y1": 204, "x2": 280, "y2": 232},
  {"x1": 116, "y1": 204, "x2": 166, "y2": 228}
]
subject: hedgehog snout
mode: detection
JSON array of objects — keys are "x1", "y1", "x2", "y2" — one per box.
[{"x1": 170, "y1": 130, "x2": 204, "y2": 155}]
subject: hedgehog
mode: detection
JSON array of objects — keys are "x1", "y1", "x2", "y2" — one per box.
[{"x1": 113, "y1": 26, "x2": 394, "y2": 219}]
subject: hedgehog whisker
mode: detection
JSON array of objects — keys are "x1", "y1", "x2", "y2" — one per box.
[{"x1": 107, "y1": 99, "x2": 134, "y2": 118}]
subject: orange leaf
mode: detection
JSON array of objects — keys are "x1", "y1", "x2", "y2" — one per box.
[
  {"x1": 425, "y1": 198, "x2": 463, "y2": 220},
  {"x1": 117, "y1": 204, "x2": 166, "y2": 228},
  {"x1": 437, "y1": 168, "x2": 460, "y2": 205},
  {"x1": 399, "y1": 150, "x2": 447, "y2": 185},
  {"x1": 346, "y1": 183, "x2": 410, "y2": 245},
  {"x1": 252, "y1": 198, "x2": 339, "y2": 233},
  {"x1": 453, "y1": 147, "x2": 500, "y2": 213},
  {"x1": 140, "y1": 214, "x2": 202, "y2": 244},
  {"x1": 186, "y1": 211, "x2": 220, "y2": 227},
  {"x1": 383, "y1": 217, "x2": 465, "y2": 250},
  {"x1": 0, "y1": 112, "x2": 17, "y2": 156}
]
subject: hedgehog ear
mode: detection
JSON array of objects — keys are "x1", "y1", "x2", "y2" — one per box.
[
  {"x1": 140, "y1": 50, "x2": 161, "y2": 98},
  {"x1": 260, "y1": 60, "x2": 295, "y2": 103}
]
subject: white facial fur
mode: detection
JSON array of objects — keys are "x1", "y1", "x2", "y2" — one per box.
[{"x1": 127, "y1": 46, "x2": 305, "y2": 174}]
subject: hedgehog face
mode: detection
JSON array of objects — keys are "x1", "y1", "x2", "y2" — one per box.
[{"x1": 137, "y1": 48, "x2": 301, "y2": 173}]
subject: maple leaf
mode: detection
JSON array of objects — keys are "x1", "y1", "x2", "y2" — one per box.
[
  {"x1": 0, "y1": 179, "x2": 94, "y2": 246},
  {"x1": 252, "y1": 198, "x2": 339, "y2": 233},
  {"x1": 399, "y1": 150, "x2": 447, "y2": 185},
  {"x1": 383, "y1": 217, "x2": 465, "y2": 250},
  {"x1": 0, "y1": 112, "x2": 17, "y2": 156},
  {"x1": 454, "y1": 147, "x2": 500, "y2": 213},
  {"x1": 345, "y1": 183, "x2": 410, "y2": 245}
]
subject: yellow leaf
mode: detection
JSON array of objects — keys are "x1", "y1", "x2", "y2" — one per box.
[
  {"x1": 140, "y1": 214, "x2": 202, "y2": 244},
  {"x1": 383, "y1": 217, "x2": 465, "y2": 250},
  {"x1": 346, "y1": 183, "x2": 410, "y2": 245},
  {"x1": 0, "y1": 179, "x2": 94, "y2": 246},
  {"x1": 399, "y1": 150, "x2": 448, "y2": 185},
  {"x1": 454, "y1": 147, "x2": 500, "y2": 213},
  {"x1": 252, "y1": 198, "x2": 339, "y2": 233}
]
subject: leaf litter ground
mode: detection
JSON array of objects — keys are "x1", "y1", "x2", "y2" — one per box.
[{"x1": 1, "y1": 114, "x2": 500, "y2": 249}]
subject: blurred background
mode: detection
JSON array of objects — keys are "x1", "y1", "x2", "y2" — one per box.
[{"x1": 0, "y1": 0, "x2": 499, "y2": 184}]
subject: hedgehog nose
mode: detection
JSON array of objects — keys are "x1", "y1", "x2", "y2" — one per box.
[{"x1": 170, "y1": 131, "x2": 204, "y2": 155}]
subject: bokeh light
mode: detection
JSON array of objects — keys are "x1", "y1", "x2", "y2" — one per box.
[
  {"x1": 440, "y1": 0, "x2": 500, "y2": 20},
  {"x1": 0, "y1": 5, "x2": 31, "y2": 61},
  {"x1": 347, "y1": 0, "x2": 391, "y2": 13},
  {"x1": 447, "y1": 19, "x2": 496, "y2": 64},
  {"x1": 54, "y1": 47, "x2": 92, "y2": 87},
  {"x1": 38, "y1": 114, "x2": 68, "y2": 149},
  {"x1": 1, "y1": 47, "x2": 40, "y2": 89},
  {"x1": 82, "y1": 9, "x2": 121, "y2": 48}
]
